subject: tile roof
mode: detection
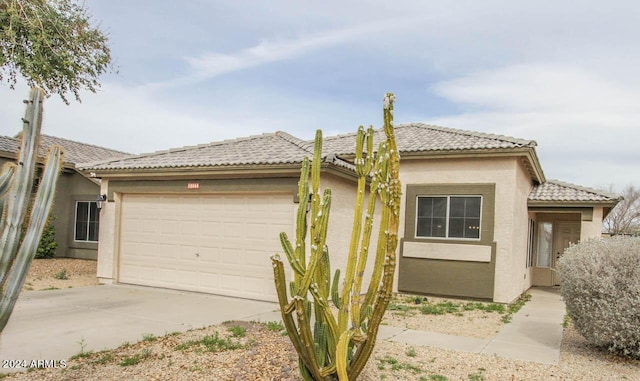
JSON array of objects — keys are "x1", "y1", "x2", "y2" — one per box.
[
  {"x1": 80, "y1": 132, "x2": 317, "y2": 170},
  {"x1": 0, "y1": 135, "x2": 20, "y2": 155},
  {"x1": 82, "y1": 123, "x2": 537, "y2": 171},
  {"x1": 0, "y1": 134, "x2": 130, "y2": 165},
  {"x1": 529, "y1": 180, "x2": 620, "y2": 203},
  {"x1": 39, "y1": 135, "x2": 131, "y2": 165},
  {"x1": 321, "y1": 123, "x2": 537, "y2": 156}
]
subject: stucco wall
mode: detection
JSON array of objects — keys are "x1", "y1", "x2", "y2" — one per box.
[
  {"x1": 97, "y1": 180, "x2": 117, "y2": 281},
  {"x1": 0, "y1": 156, "x2": 100, "y2": 259},
  {"x1": 397, "y1": 156, "x2": 529, "y2": 302},
  {"x1": 581, "y1": 206, "x2": 604, "y2": 241},
  {"x1": 53, "y1": 170, "x2": 100, "y2": 259},
  {"x1": 497, "y1": 158, "x2": 534, "y2": 302}
]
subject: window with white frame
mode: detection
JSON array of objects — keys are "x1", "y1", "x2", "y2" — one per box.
[
  {"x1": 416, "y1": 196, "x2": 482, "y2": 239},
  {"x1": 75, "y1": 201, "x2": 99, "y2": 242}
]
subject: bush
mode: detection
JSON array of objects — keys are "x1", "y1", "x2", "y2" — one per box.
[
  {"x1": 35, "y1": 216, "x2": 57, "y2": 259},
  {"x1": 558, "y1": 236, "x2": 640, "y2": 358}
]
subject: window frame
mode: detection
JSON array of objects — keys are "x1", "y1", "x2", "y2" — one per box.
[
  {"x1": 74, "y1": 201, "x2": 100, "y2": 243},
  {"x1": 526, "y1": 219, "x2": 535, "y2": 268},
  {"x1": 536, "y1": 221, "x2": 553, "y2": 268},
  {"x1": 414, "y1": 194, "x2": 483, "y2": 241}
]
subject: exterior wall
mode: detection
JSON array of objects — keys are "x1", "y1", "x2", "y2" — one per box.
[
  {"x1": 0, "y1": 155, "x2": 100, "y2": 259},
  {"x1": 581, "y1": 206, "x2": 604, "y2": 241},
  {"x1": 397, "y1": 156, "x2": 530, "y2": 302},
  {"x1": 97, "y1": 180, "x2": 117, "y2": 282},
  {"x1": 501, "y1": 159, "x2": 535, "y2": 301},
  {"x1": 52, "y1": 170, "x2": 100, "y2": 259}
]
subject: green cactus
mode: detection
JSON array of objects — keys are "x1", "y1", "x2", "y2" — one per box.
[
  {"x1": 0, "y1": 88, "x2": 63, "y2": 333},
  {"x1": 271, "y1": 93, "x2": 401, "y2": 380}
]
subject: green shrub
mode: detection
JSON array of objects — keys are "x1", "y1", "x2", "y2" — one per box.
[
  {"x1": 558, "y1": 236, "x2": 640, "y2": 358},
  {"x1": 53, "y1": 268, "x2": 68, "y2": 280},
  {"x1": 35, "y1": 215, "x2": 57, "y2": 258}
]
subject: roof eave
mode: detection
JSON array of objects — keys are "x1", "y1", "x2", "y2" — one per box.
[
  {"x1": 527, "y1": 200, "x2": 620, "y2": 208},
  {"x1": 81, "y1": 162, "x2": 359, "y2": 182},
  {"x1": 348, "y1": 147, "x2": 546, "y2": 183}
]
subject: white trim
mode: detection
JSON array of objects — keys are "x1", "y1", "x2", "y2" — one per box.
[{"x1": 403, "y1": 241, "x2": 491, "y2": 262}]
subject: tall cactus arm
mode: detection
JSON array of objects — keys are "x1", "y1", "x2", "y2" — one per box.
[
  {"x1": 271, "y1": 256, "x2": 316, "y2": 376},
  {"x1": 336, "y1": 329, "x2": 356, "y2": 380},
  {"x1": 294, "y1": 157, "x2": 311, "y2": 281},
  {"x1": 350, "y1": 127, "x2": 379, "y2": 329},
  {"x1": 338, "y1": 127, "x2": 371, "y2": 333},
  {"x1": 349, "y1": 93, "x2": 401, "y2": 380},
  {"x1": 0, "y1": 163, "x2": 17, "y2": 231},
  {"x1": 295, "y1": 189, "x2": 331, "y2": 298},
  {"x1": 0, "y1": 88, "x2": 45, "y2": 289},
  {"x1": 0, "y1": 163, "x2": 16, "y2": 198},
  {"x1": 0, "y1": 145, "x2": 62, "y2": 332},
  {"x1": 360, "y1": 141, "x2": 390, "y2": 318}
]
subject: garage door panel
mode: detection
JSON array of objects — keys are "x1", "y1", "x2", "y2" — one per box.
[{"x1": 119, "y1": 193, "x2": 292, "y2": 301}]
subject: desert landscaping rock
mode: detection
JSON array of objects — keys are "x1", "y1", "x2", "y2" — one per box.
[{"x1": 23, "y1": 258, "x2": 98, "y2": 291}]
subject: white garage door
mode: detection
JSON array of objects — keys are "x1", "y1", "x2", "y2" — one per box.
[{"x1": 118, "y1": 193, "x2": 293, "y2": 301}]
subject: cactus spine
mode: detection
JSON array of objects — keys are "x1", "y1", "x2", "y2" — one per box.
[
  {"x1": 0, "y1": 88, "x2": 63, "y2": 333},
  {"x1": 271, "y1": 93, "x2": 401, "y2": 380}
]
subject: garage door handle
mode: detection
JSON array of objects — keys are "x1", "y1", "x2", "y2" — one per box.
[{"x1": 195, "y1": 253, "x2": 199, "y2": 257}]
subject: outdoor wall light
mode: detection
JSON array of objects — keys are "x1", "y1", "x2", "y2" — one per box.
[{"x1": 96, "y1": 194, "x2": 107, "y2": 209}]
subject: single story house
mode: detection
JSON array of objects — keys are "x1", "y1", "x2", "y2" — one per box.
[
  {"x1": 0, "y1": 134, "x2": 131, "y2": 259},
  {"x1": 80, "y1": 123, "x2": 620, "y2": 303}
]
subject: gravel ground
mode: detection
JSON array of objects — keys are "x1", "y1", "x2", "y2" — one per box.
[
  {"x1": 7, "y1": 259, "x2": 639, "y2": 380},
  {"x1": 23, "y1": 258, "x2": 98, "y2": 291}
]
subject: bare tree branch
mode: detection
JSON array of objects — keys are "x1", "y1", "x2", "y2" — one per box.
[{"x1": 603, "y1": 184, "x2": 640, "y2": 235}]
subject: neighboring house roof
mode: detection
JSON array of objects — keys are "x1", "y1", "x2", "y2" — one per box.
[
  {"x1": 0, "y1": 135, "x2": 20, "y2": 156},
  {"x1": 528, "y1": 180, "x2": 620, "y2": 205},
  {"x1": 39, "y1": 135, "x2": 130, "y2": 165},
  {"x1": 0, "y1": 134, "x2": 131, "y2": 166}
]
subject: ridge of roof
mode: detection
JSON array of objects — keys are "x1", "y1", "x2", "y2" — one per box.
[{"x1": 274, "y1": 131, "x2": 314, "y2": 153}]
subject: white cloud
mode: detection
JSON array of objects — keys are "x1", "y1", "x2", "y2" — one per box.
[
  {"x1": 429, "y1": 63, "x2": 640, "y2": 189},
  {"x1": 141, "y1": 17, "x2": 428, "y2": 90}
]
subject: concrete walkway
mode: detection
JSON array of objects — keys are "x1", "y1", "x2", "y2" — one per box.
[{"x1": 379, "y1": 287, "x2": 566, "y2": 364}]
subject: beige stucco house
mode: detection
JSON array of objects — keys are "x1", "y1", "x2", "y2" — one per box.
[
  {"x1": 0, "y1": 134, "x2": 130, "y2": 259},
  {"x1": 81, "y1": 124, "x2": 619, "y2": 303}
]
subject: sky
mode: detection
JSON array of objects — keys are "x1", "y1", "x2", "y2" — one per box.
[{"x1": 0, "y1": 0, "x2": 638, "y2": 191}]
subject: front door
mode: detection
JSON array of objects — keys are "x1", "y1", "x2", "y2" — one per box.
[{"x1": 552, "y1": 222, "x2": 581, "y2": 285}]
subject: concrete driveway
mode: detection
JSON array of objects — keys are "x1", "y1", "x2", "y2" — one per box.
[{"x1": 0, "y1": 284, "x2": 281, "y2": 370}]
